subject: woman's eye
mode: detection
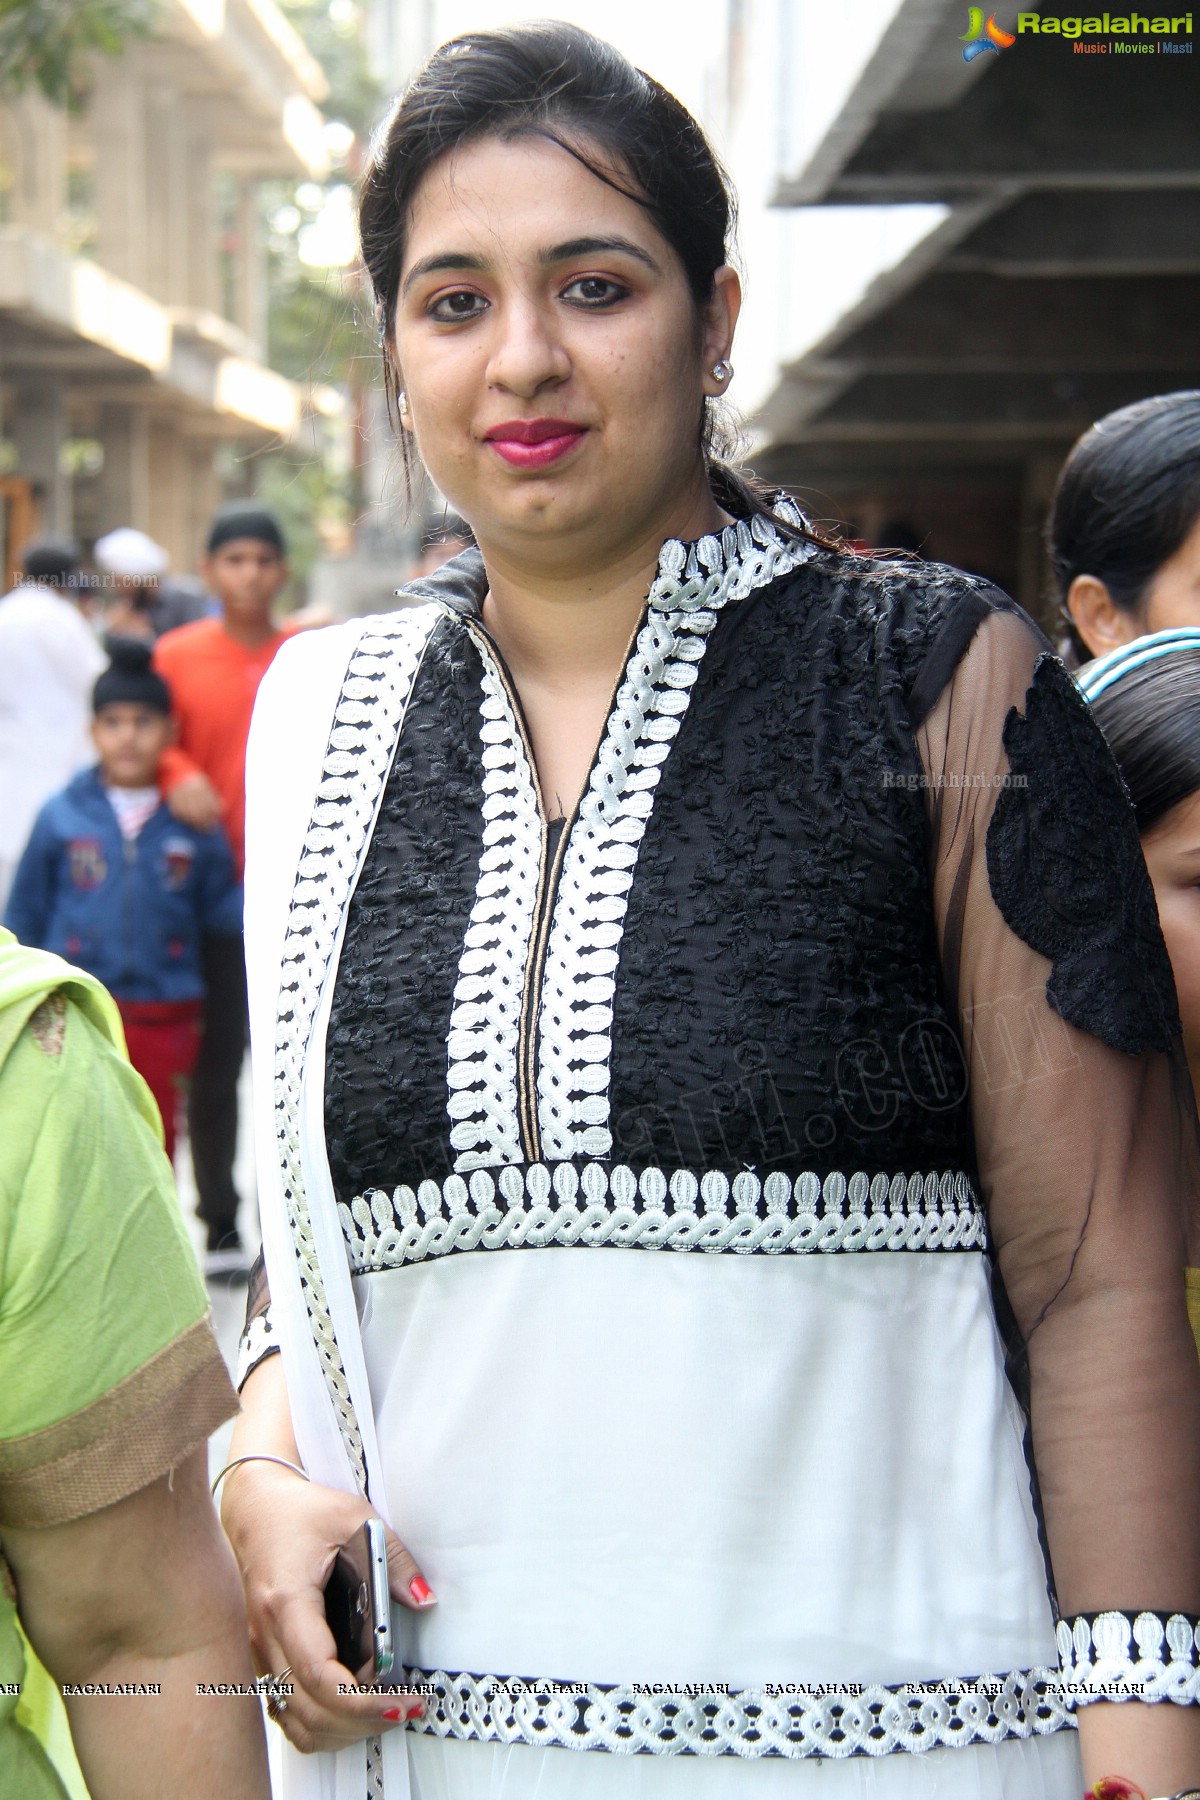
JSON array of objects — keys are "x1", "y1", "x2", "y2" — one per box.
[
  {"x1": 428, "y1": 290, "x2": 487, "y2": 322},
  {"x1": 561, "y1": 276, "x2": 629, "y2": 308}
]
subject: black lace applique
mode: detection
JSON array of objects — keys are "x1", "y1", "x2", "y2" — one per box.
[{"x1": 985, "y1": 653, "x2": 1180, "y2": 1057}]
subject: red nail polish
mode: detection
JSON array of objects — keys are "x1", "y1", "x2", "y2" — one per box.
[
  {"x1": 406, "y1": 1701, "x2": 424, "y2": 1720},
  {"x1": 381, "y1": 1706, "x2": 403, "y2": 1722},
  {"x1": 408, "y1": 1575, "x2": 434, "y2": 1606}
]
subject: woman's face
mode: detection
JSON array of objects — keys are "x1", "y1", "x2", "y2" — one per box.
[
  {"x1": 1141, "y1": 511, "x2": 1200, "y2": 634},
  {"x1": 391, "y1": 133, "x2": 739, "y2": 567},
  {"x1": 1068, "y1": 512, "x2": 1200, "y2": 657},
  {"x1": 1142, "y1": 785, "x2": 1200, "y2": 1070}
]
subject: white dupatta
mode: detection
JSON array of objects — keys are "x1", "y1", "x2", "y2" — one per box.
[{"x1": 244, "y1": 605, "x2": 442, "y2": 1800}]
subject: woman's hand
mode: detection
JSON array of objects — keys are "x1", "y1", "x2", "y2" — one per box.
[
  {"x1": 222, "y1": 1457, "x2": 435, "y2": 1755},
  {"x1": 221, "y1": 1356, "x2": 436, "y2": 1755}
]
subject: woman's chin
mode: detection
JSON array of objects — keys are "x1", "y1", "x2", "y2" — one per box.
[{"x1": 462, "y1": 483, "x2": 607, "y2": 548}]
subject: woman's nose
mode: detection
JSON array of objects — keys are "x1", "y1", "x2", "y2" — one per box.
[{"x1": 486, "y1": 300, "x2": 570, "y2": 397}]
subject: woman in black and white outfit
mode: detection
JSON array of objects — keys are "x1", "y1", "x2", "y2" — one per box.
[{"x1": 220, "y1": 25, "x2": 1200, "y2": 1800}]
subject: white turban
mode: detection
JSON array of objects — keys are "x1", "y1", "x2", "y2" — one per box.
[{"x1": 94, "y1": 528, "x2": 170, "y2": 580}]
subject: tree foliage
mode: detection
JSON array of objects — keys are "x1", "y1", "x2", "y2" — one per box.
[
  {"x1": 268, "y1": 264, "x2": 368, "y2": 389},
  {"x1": 279, "y1": 0, "x2": 381, "y2": 137},
  {"x1": 0, "y1": 0, "x2": 157, "y2": 109}
]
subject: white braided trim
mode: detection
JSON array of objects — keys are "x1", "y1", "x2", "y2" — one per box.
[
  {"x1": 401, "y1": 1665, "x2": 1070, "y2": 1759},
  {"x1": 366, "y1": 1736, "x2": 383, "y2": 1797},
  {"x1": 647, "y1": 512, "x2": 817, "y2": 614},
  {"x1": 446, "y1": 643, "x2": 542, "y2": 1171},
  {"x1": 538, "y1": 516, "x2": 818, "y2": 1163},
  {"x1": 1056, "y1": 1612, "x2": 1200, "y2": 1704},
  {"x1": 274, "y1": 606, "x2": 440, "y2": 1484},
  {"x1": 536, "y1": 606, "x2": 710, "y2": 1164},
  {"x1": 234, "y1": 1308, "x2": 277, "y2": 1391},
  {"x1": 340, "y1": 1164, "x2": 985, "y2": 1273}
]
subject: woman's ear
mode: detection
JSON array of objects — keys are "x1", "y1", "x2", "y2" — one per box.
[
  {"x1": 1067, "y1": 574, "x2": 1141, "y2": 660},
  {"x1": 701, "y1": 266, "x2": 742, "y2": 397}
]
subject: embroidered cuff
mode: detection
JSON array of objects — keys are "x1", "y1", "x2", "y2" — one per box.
[
  {"x1": 1056, "y1": 1612, "x2": 1200, "y2": 1705},
  {"x1": 235, "y1": 1308, "x2": 279, "y2": 1392}
]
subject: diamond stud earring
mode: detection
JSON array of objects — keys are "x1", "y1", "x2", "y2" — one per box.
[{"x1": 711, "y1": 359, "x2": 732, "y2": 383}]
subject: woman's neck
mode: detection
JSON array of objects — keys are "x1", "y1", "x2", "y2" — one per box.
[
  {"x1": 477, "y1": 482, "x2": 731, "y2": 694},
  {"x1": 472, "y1": 478, "x2": 733, "y2": 822}
]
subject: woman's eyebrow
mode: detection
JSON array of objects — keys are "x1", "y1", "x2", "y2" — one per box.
[
  {"x1": 402, "y1": 235, "x2": 663, "y2": 297},
  {"x1": 402, "y1": 252, "x2": 485, "y2": 296},
  {"x1": 540, "y1": 235, "x2": 662, "y2": 273}
]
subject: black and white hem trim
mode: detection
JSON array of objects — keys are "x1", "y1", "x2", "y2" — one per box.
[
  {"x1": 399, "y1": 1664, "x2": 1070, "y2": 1759},
  {"x1": 1056, "y1": 1612, "x2": 1200, "y2": 1705},
  {"x1": 340, "y1": 1164, "x2": 986, "y2": 1273},
  {"x1": 235, "y1": 1308, "x2": 279, "y2": 1392}
]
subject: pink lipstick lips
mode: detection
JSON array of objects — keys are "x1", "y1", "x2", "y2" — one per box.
[{"x1": 483, "y1": 418, "x2": 587, "y2": 469}]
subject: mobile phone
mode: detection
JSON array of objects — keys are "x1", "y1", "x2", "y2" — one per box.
[{"x1": 324, "y1": 1517, "x2": 395, "y2": 1680}]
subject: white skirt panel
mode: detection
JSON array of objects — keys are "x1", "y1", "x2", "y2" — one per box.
[{"x1": 359, "y1": 1245, "x2": 1058, "y2": 1703}]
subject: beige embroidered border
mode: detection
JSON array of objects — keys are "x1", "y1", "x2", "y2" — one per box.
[{"x1": 0, "y1": 1315, "x2": 235, "y2": 1527}]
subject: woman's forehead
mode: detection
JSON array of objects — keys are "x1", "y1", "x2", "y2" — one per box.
[{"x1": 401, "y1": 133, "x2": 667, "y2": 270}]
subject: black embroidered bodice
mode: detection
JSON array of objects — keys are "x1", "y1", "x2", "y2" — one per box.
[{"x1": 322, "y1": 521, "x2": 1178, "y2": 1205}]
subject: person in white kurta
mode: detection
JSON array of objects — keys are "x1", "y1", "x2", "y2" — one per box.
[{"x1": 0, "y1": 543, "x2": 104, "y2": 912}]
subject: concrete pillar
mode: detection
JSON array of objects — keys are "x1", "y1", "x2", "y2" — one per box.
[
  {"x1": 91, "y1": 60, "x2": 148, "y2": 291},
  {"x1": 163, "y1": 107, "x2": 194, "y2": 310},
  {"x1": 5, "y1": 93, "x2": 66, "y2": 232},
  {"x1": 94, "y1": 404, "x2": 151, "y2": 533},
  {"x1": 184, "y1": 441, "x2": 220, "y2": 573},
  {"x1": 142, "y1": 94, "x2": 207, "y2": 311},
  {"x1": 144, "y1": 91, "x2": 173, "y2": 305},
  {"x1": 184, "y1": 104, "x2": 217, "y2": 314},
  {"x1": 148, "y1": 418, "x2": 191, "y2": 569},
  {"x1": 11, "y1": 380, "x2": 70, "y2": 533}
]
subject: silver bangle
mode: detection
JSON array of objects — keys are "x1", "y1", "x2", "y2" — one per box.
[{"x1": 210, "y1": 1452, "x2": 310, "y2": 1499}]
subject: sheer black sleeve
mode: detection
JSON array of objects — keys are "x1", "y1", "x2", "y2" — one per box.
[
  {"x1": 236, "y1": 1251, "x2": 277, "y2": 1391},
  {"x1": 914, "y1": 602, "x2": 1200, "y2": 1702}
]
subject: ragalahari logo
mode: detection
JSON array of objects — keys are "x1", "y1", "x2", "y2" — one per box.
[{"x1": 961, "y1": 8, "x2": 1017, "y2": 56}]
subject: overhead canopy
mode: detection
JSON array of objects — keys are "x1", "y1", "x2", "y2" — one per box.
[{"x1": 756, "y1": 0, "x2": 1200, "y2": 607}]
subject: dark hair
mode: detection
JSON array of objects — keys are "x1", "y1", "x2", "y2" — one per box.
[
  {"x1": 206, "y1": 504, "x2": 287, "y2": 557},
  {"x1": 358, "y1": 20, "x2": 832, "y2": 547},
  {"x1": 93, "y1": 635, "x2": 172, "y2": 717},
  {"x1": 1088, "y1": 649, "x2": 1200, "y2": 833},
  {"x1": 22, "y1": 536, "x2": 81, "y2": 586},
  {"x1": 1049, "y1": 390, "x2": 1200, "y2": 658}
]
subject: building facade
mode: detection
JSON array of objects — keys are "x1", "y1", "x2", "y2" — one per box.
[
  {"x1": 0, "y1": 0, "x2": 329, "y2": 579},
  {"x1": 728, "y1": 0, "x2": 1200, "y2": 623}
]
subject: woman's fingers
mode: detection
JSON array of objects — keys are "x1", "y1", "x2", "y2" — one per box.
[
  {"x1": 223, "y1": 1456, "x2": 433, "y2": 1751},
  {"x1": 260, "y1": 1588, "x2": 423, "y2": 1752},
  {"x1": 383, "y1": 1520, "x2": 438, "y2": 1611}
]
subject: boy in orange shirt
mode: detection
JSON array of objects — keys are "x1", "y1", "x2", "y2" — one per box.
[{"x1": 155, "y1": 506, "x2": 293, "y2": 1275}]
